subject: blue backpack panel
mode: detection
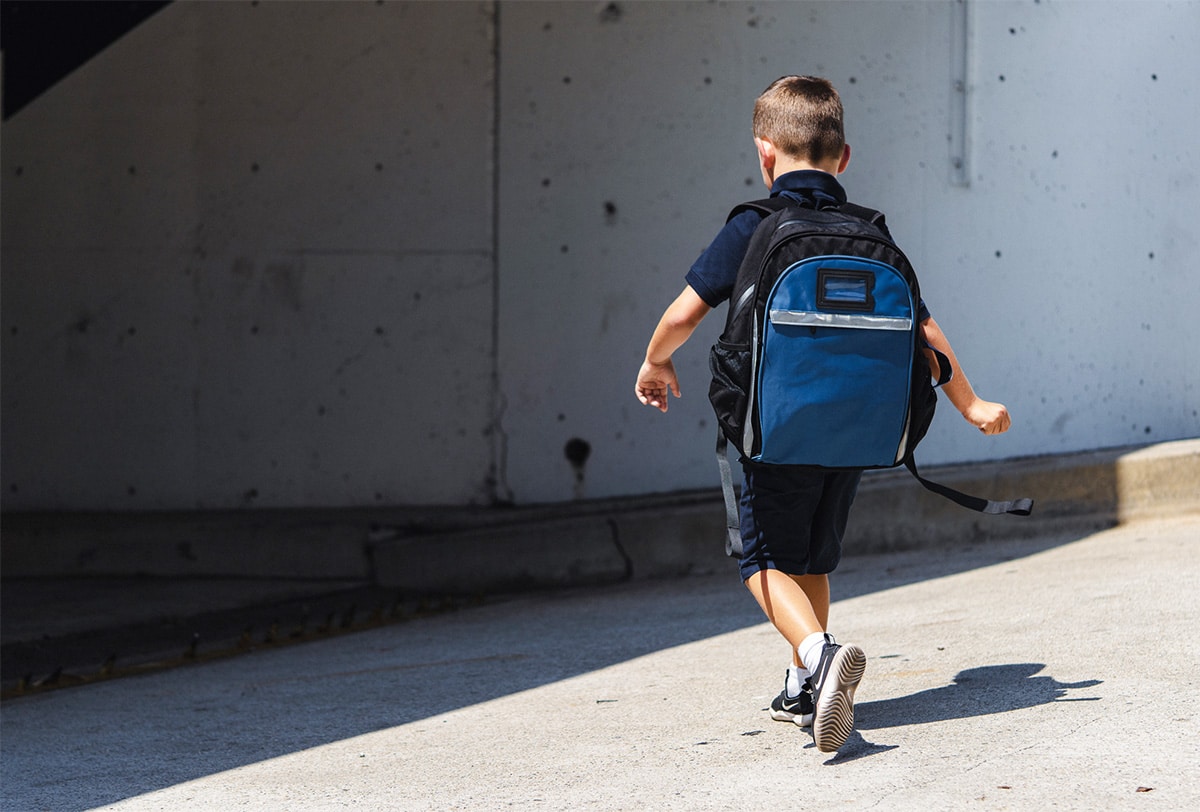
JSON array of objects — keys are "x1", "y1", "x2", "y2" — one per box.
[{"x1": 758, "y1": 254, "x2": 917, "y2": 466}]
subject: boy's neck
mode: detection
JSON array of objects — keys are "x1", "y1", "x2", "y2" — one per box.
[
  {"x1": 773, "y1": 157, "x2": 838, "y2": 179},
  {"x1": 756, "y1": 138, "x2": 850, "y2": 188},
  {"x1": 762, "y1": 159, "x2": 838, "y2": 190}
]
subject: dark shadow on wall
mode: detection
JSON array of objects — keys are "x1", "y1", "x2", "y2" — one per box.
[{"x1": 1, "y1": 0, "x2": 171, "y2": 120}]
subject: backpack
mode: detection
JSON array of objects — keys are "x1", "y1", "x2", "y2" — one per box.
[{"x1": 708, "y1": 197, "x2": 1033, "y2": 556}]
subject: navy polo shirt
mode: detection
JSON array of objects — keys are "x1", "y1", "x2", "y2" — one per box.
[{"x1": 685, "y1": 170, "x2": 931, "y2": 321}]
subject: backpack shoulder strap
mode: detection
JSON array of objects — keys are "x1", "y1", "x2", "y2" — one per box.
[
  {"x1": 726, "y1": 197, "x2": 794, "y2": 223},
  {"x1": 728, "y1": 197, "x2": 888, "y2": 229},
  {"x1": 838, "y1": 202, "x2": 888, "y2": 229}
]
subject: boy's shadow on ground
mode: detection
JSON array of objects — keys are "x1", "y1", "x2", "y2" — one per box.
[{"x1": 820, "y1": 663, "x2": 1102, "y2": 764}]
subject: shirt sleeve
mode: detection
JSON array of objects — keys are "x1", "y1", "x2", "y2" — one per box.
[{"x1": 684, "y1": 210, "x2": 763, "y2": 308}]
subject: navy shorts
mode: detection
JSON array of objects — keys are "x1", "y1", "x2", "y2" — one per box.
[{"x1": 737, "y1": 463, "x2": 863, "y2": 581}]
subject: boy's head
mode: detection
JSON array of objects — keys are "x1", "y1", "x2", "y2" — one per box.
[{"x1": 753, "y1": 75, "x2": 845, "y2": 166}]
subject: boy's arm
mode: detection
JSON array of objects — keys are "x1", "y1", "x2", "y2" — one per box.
[
  {"x1": 635, "y1": 286, "x2": 712, "y2": 413},
  {"x1": 920, "y1": 316, "x2": 1012, "y2": 435}
]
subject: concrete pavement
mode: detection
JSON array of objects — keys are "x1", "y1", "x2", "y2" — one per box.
[{"x1": 2, "y1": 513, "x2": 1198, "y2": 811}]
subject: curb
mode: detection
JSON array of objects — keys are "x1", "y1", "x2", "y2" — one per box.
[{"x1": 370, "y1": 438, "x2": 1200, "y2": 593}]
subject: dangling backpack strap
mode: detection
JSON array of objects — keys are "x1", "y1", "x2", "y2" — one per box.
[
  {"x1": 716, "y1": 433, "x2": 743, "y2": 557},
  {"x1": 904, "y1": 456, "x2": 1034, "y2": 516},
  {"x1": 904, "y1": 341, "x2": 1032, "y2": 515}
]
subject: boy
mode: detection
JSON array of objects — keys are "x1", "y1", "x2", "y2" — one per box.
[{"x1": 634, "y1": 76, "x2": 1012, "y2": 753}]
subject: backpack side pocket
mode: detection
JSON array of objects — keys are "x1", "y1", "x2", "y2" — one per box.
[{"x1": 708, "y1": 339, "x2": 752, "y2": 453}]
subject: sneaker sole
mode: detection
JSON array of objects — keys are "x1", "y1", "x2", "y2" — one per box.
[{"x1": 812, "y1": 644, "x2": 866, "y2": 752}]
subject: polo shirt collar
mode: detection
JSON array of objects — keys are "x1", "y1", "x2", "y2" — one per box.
[{"x1": 770, "y1": 170, "x2": 847, "y2": 206}]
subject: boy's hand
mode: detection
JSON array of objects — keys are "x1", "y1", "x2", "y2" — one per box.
[
  {"x1": 635, "y1": 359, "x2": 681, "y2": 413},
  {"x1": 964, "y1": 399, "x2": 1011, "y2": 435}
]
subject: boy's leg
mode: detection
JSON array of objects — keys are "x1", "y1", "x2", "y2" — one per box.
[
  {"x1": 738, "y1": 464, "x2": 846, "y2": 666},
  {"x1": 739, "y1": 465, "x2": 865, "y2": 750},
  {"x1": 803, "y1": 470, "x2": 867, "y2": 752},
  {"x1": 743, "y1": 570, "x2": 829, "y2": 658},
  {"x1": 747, "y1": 569, "x2": 825, "y2": 727},
  {"x1": 792, "y1": 572, "x2": 829, "y2": 658},
  {"x1": 747, "y1": 564, "x2": 866, "y2": 753}
]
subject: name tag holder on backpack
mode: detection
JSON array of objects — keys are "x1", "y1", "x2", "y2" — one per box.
[{"x1": 817, "y1": 268, "x2": 875, "y2": 312}]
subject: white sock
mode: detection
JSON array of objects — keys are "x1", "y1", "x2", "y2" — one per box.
[
  {"x1": 786, "y1": 664, "x2": 811, "y2": 697},
  {"x1": 798, "y1": 631, "x2": 829, "y2": 674}
]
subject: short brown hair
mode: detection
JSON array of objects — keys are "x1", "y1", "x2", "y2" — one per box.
[{"x1": 753, "y1": 76, "x2": 845, "y2": 164}]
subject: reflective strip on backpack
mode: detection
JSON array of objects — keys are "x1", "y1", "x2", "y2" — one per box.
[
  {"x1": 768, "y1": 310, "x2": 913, "y2": 331},
  {"x1": 743, "y1": 306, "x2": 760, "y2": 456}
]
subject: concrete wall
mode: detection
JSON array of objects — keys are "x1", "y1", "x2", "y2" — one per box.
[
  {"x1": 3, "y1": 1, "x2": 499, "y2": 509},
  {"x1": 3, "y1": 0, "x2": 1197, "y2": 511}
]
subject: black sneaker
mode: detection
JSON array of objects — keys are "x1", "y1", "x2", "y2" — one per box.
[
  {"x1": 810, "y1": 634, "x2": 866, "y2": 753},
  {"x1": 769, "y1": 673, "x2": 814, "y2": 727}
]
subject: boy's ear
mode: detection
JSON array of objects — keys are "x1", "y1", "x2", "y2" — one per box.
[
  {"x1": 837, "y1": 144, "x2": 851, "y2": 175},
  {"x1": 755, "y1": 137, "x2": 778, "y2": 186},
  {"x1": 754, "y1": 137, "x2": 777, "y2": 171}
]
